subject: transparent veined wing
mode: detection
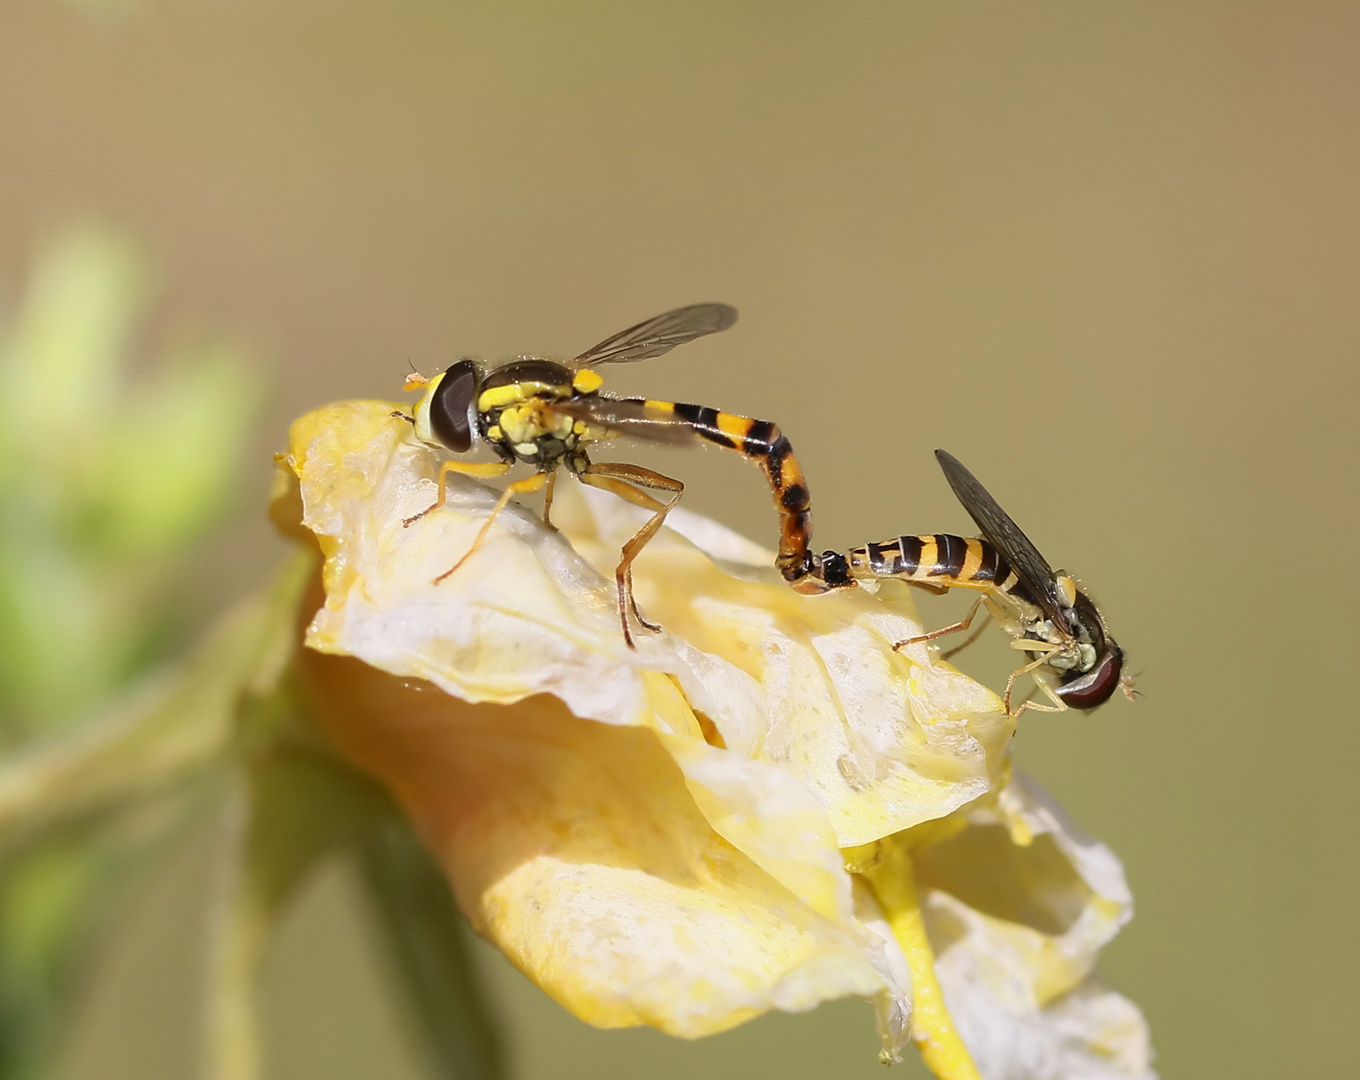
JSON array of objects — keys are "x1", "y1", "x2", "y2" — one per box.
[
  {"x1": 935, "y1": 449, "x2": 1071, "y2": 628},
  {"x1": 573, "y1": 303, "x2": 738, "y2": 366}
]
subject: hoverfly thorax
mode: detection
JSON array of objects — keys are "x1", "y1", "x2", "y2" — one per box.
[
  {"x1": 1052, "y1": 592, "x2": 1125, "y2": 710},
  {"x1": 474, "y1": 359, "x2": 587, "y2": 467}
]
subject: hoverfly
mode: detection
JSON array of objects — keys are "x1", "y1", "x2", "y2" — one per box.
[
  {"x1": 813, "y1": 450, "x2": 1132, "y2": 717},
  {"x1": 398, "y1": 304, "x2": 826, "y2": 647}
]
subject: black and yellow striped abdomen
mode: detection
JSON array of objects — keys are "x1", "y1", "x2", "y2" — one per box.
[
  {"x1": 821, "y1": 533, "x2": 1036, "y2": 604},
  {"x1": 627, "y1": 399, "x2": 818, "y2": 588}
]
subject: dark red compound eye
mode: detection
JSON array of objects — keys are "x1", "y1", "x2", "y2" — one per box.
[
  {"x1": 1056, "y1": 647, "x2": 1124, "y2": 710},
  {"x1": 430, "y1": 360, "x2": 478, "y2": 452}
]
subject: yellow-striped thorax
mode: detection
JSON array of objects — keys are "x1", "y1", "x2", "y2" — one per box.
[{"x1": 409, "y1": 358, "x2": 613, "y2": 468}]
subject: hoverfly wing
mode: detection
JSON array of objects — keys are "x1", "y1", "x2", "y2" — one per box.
[
  {"x1": 548, "y1": 396, "x2": 701, "y2": 446},
  {"x1": 935, "y1": 449, "x2": 1070, "y2": 626},
  {"x1": 573, "y1": 303, "x2": 738, "y2": 366}
]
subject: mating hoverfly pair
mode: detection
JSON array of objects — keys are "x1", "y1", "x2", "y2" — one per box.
[{"x1": 396, "y1": 304, "x2": 1132, "y2": 717}]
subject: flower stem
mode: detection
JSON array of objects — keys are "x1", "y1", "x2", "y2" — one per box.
[{"x1": 863, "y1": 841, "x2": 981, "y2": 1080}]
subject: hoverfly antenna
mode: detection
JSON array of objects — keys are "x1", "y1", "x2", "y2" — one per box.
[{"x1": 404, "y1": 371, "x2": 431, "y2": 391}]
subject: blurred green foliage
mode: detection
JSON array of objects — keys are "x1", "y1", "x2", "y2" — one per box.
[
  {"x1": 0, "y1": 227, "x2": 259, "y2": 741},
  {"x1": 0, "y1": 228, "x2": 258, "y2": 1079},
  {"x1": 0, "y1": 230, "x2": 502, "y2": 1080}
]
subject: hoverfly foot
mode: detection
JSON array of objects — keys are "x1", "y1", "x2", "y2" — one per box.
[
  {"x1": 402, "y1": 504, "x2": 437, "y2": 528},
  {"x1": 433, "y1": 550, "x2": 474, "y2": 586}
]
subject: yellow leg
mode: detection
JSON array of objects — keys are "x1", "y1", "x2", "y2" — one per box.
[
  {"x1": 541, "y1": 468, "x2": 558, "y2": 527},
  {"x1": 1010, "y1": 692, "x2": 1066, "y2": 720},
  {"x1": 893, "y1": 596, "x2": 985, "y2": 652},
  {"x1": 575, "y1": 461, "x2": 684, "y2": 649},
  {"x1": 861, "y1": 841, "x2": 982, "y2": 1079},
  {"x1": 433, "y1": 471, "x2": 549, "y2": 585},
  {"x1": 941, "y1": 609, "x2": 992, "y2": 661},
  {"x1": 403, "y1": 459, "x2": 513, "y2": 527},
  {"x1": 1002, "y1": 640, "x2": 1068, "y2": 718}
]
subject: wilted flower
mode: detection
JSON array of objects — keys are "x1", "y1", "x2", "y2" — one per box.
[{"x1": 276, "y1": 398, "x2": 1155, "y2": 1078}]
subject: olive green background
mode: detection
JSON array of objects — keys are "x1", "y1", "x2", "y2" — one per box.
[{"x1": 2, "y1": 2, "x2": 1357, "y2": 1078}]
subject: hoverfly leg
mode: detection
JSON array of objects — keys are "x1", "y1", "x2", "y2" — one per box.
[
  {"x1": 541, "y1": 469, "x2": 559, "y2": 528},
  {"x1": 403, "y1": 460, "x2": 512, "y2": 528},
  {"x1": 1010, "y1": 687, "x2": 1067, "y2": 720},
  {"x1": 1002, "y1": 643, "x2": 1066, "y2": 718},
  {"x1": 941, "y1": 608, "x2": 994, "y2": 661},
  {"x1": 892, "y1": 595, "x2": 985, "y2": 652},
  {"x1": 575, "y1": 461, "x2": 684, "y2": 649},
  {"x1": 390, "y1": 410, "x2": 415, "y2": 424},
  {"x1": 433, "y1": 470, "x2": 548, "y2": 584}
]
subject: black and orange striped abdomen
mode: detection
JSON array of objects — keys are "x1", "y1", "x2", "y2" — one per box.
[{"x1": 632, "y1": 399, "x2": 818, "y2": 587}]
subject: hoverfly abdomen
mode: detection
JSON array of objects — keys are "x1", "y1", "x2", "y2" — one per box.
[
  {"x1": 844, "y1": 534, "x2": 1004, "y2": 588},
  {"x1": 639, "y1": 400, "x2": 818, "y2": 588}
]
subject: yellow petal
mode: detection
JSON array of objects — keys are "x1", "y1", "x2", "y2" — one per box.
[{"x1": 302, "y1": 648, "x2": 889, "y2": 1037}]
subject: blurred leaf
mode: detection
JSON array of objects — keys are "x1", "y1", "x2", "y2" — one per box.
[
  {"x1": 0, "y1": 546, "x2": 112, "y2": 739},
  {"x1": 0, "y1": 555, "x2": 310, "y2": 1080},
  {"x1": 0, "y1": 786, "x2": 213, "y2": 1080},
  {"x1": 359, "y1": 824, "x2": 505, "y2": 1080},
  {"x1": 0, "y1": 552, "x2": 312, "y2": 838},
  {"x1": 0, "y1": 228, "x2": 145, "y2": 476},
  {"x1": 0, "y1": 225, "x2": 261, "y2": 736},
  {"x1": 98, "y1": 340, "x2": 262, "y2": 557},
  {"x1": 203, "y1": 748, "x2": 394, "y2": 1080}
]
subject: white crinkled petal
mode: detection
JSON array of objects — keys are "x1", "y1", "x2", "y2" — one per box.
[{"x1": 914, "y1": 772, "x2": 1156, "y2": 1079}]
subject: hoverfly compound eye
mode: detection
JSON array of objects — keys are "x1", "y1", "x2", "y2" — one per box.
[
  {"x1": 430, "y1": 360, "x2": 478, "y2": 452},
  {"x1": 1055, "y1": 647, "x2": 1124, "y2": 710}
]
